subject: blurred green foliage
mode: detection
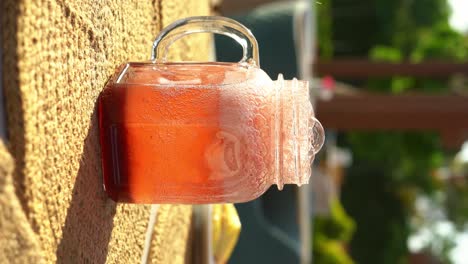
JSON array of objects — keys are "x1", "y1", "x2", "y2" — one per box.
[
  {"x1": 313, "y1": 199, "x2": 355, "y2": 264},
  {"x1": 341, "y1": 160, "x2": 411, "y2": 264},
  {"x1": 314, "y1": 239, "x2": 353, "y2": 264},
  {"x1": 316, "y1": 0, "x2": 468, "y2": 263},
  {"x1": 446, "y1": 155, "x2": 468, "y2": 230},
  {"x1": 317, "y1": 0, "x2": 333, "y2": 59},
  {"x1": 315, "y1": 199, "x2": 355, "y2": 242},
  {"x1": 446, "y1": 181, "x2": 468, "y2": 230}
]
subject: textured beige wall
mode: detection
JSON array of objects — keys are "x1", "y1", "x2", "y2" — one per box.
[
  {"x1": 0, "y1": 142, "x2": 43, "y2": 263},
  {"x1": 1, "y1": 0, "x2": 211, "y2": 263},
  {"x1": 149, "y1": 205, "x2": 194, "y2": 264}
]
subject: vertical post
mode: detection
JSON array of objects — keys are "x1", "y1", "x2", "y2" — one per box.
[
  {"x1": 141, "y1": 205, "x2": 160, "y2": 264},
  {"x1": 191, "y1": 205, "x2": 214, "y2": 264},
  {"x1": 294, "y1": 1, "x2": 314, "y2": 263},
  {"x1": 0, "y1": 34, "x2": 7, "y2": 140}
]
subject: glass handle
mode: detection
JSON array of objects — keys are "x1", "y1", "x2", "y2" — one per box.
[{"x1": 151, "y1": 16, "x2": 260, "y2": 66}]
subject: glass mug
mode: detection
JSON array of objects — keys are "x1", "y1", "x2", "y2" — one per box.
[{"x1": 98, "y1": 16, "x2": 325, "y2": 204}]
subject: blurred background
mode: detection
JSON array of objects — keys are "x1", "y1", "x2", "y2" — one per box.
[{"x1": 214, "y1": 0, "x2": 468, "y2": 263}]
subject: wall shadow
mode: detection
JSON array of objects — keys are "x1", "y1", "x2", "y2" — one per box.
[
  {"x1": 2, "y1": 0, "x2": 31, "y2": 225},
  {"x1": 56, "y1": 108, "x2": 117, "y2": 263}
]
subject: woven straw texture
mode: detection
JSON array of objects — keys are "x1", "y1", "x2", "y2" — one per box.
[{"x1": 1, "y1": 0, "x2": 211, "y2": 263}]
